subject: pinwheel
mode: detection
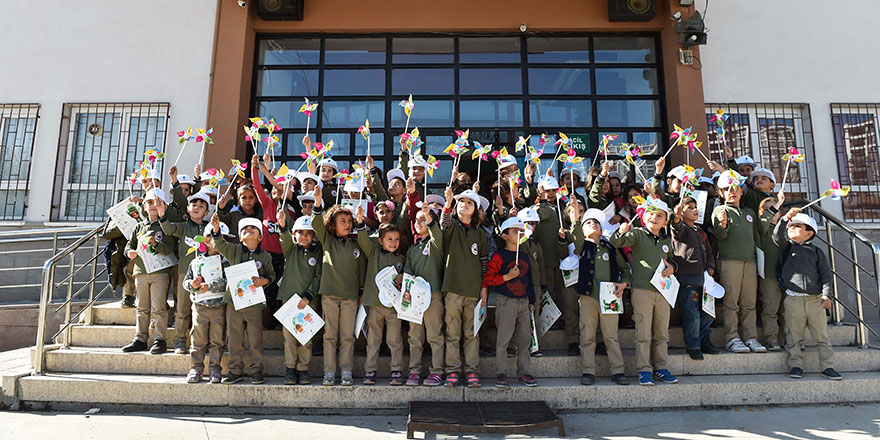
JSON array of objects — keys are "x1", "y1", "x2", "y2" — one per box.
[
  {"x1": 710, "y1": 109, "x2": 730, "y2": 143},
  {"x1": 357, "y1": 118, "x2": 371, "y2": 157},
  {"x1": 472, "y1": 142, "x2": 492, "y2": 183},
  {"x1": 680, "y1": 165, "x2": 703, "y2": 188},
  {"x1": 552, "y1": 132, "x2": 572, "y2": 164},
  {"x1": 399, "y1": 94, "x2": 415, "y2": 134},
  {"x1": 222, "y1": 159, "x2": 249, "y2": 198},
  {"x1": 491, "y1": 146, "x2": 512, "y2": 186},
  {"x1": 555, "y1": 185, "x2": 569, "y2": 226},
  {"x1": 445, "y1": 130, "x2": 471, "y2": 185},
  {"x1": 399, "y1": 127, "x2": 423, "y2": 153},
  {"x1": 203, "y1": 168, "x2": 226, "y2": 189},
  {"x1": 780, "y1": 146, "x2": 806, "y2": 188},
  {"x1": 143, "y1": 149, "x2": 166, "y2": 172},
  {"x1": 718, "y1": 169, "x2": 747, "y2": 190},
  {"x1": 621, "y1": 143, "x2": 646, "y2": 181},
  {"x1": 424, "y1": 155, "x2": 439, "y2": 201},
  {"x1": 173, "y1": 127, "x2": 195, "y2": 167},
  {"x1": 185, "y1": 235, "x2": 207, "y2": 256},
  {"x1": 193, "y1": 127, "x2": 214, "y2": 167},
  {"x1": 661, "y1": 124, "x2": 691, "y2": 160},
  {"x1": 299, "y1": 98, "x2": 319, "y2": 137},
  {"x1": 633, "y1": 194, "x2": 668, "y2": 225},
  {"x1": 527, "y1": 145, "x2": 543, "y2": 167},
  {"x1": 594, "y1": 133, "x2": 618, "y2": 164},
  {"x1": 515, "y1": 135, "x2": 530, "y2": 153},
  {"x1": 802, "y1": 179, "x2": 851, "y2": 209},
  {"x1": 263, "y1": 134, "x2": 281, "y2": 170},
  {"x1": 538, "y1": 133, "x2": 552, "y2": 148}
]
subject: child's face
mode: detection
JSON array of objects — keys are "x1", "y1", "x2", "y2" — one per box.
[
  {"x1": 787, "y1": 223, "x2": 815, "y2": 244},
  {"x1": 238, "y1": 189, "x2": 257, "y2": 211},
  {"x1": 428, "y1": 201, "x2": 443, "y2": 212},
  {"x1": 380, "y1": 230, "x2": 400, "y2": 252},
  {"x1": 643, "y1": 210, "x2": 668, "y2": 233},
  {"x1": 301, "y1": 201, "x2": 314, "y2": 216},
  {"x1": 144, "y1": 198, "x2": 162, "y2": 218},
  {"x1": 738, "y1": 164, "x2": 754, "y2": 177},
  {"x1": 456, "y1": 198, "x2": 476, "y2": 218},
  {"x1": 334, "y1": 212, "x2": 353, "y2": 237},
  {"x1": 271, "y1": 185, "x2": 282, "y2": 201},
  {"x1": 388, "y1": 179, "x2": 405, "y2": 197},
  {"x1": 541, "y1": 188, "x2": 557, "y2": 201},
  {"x1": 681, "y1": 201, "x2": 699, "y2": 223},
  {"x1": 610, "y1": 178, "x2": 622, "y2": 197},
  {"x1": 188, "y1": 200, "x2": 208, "y2": 221},
  {"x1": 627, "y1": 188, "x2": 641, "y2": 208},
  {"x1": 302, "y1": 179, "x2": 317, "y2": 193},
  {"x1": 204, "y1": 235, "x2": 219, "y2": 256},
  {"x1": 295, "y1": 229, "x2": 315, "y2": 247},
  {"x1": 560, "y1": 174, "x2": 572, "y2": 189},
  {"x1": 502, "y1": 227, "x2": 522, "y2": 248},
  {"x1": 667, "y1": 177, "x2": 682, "y2": 194},
  {"x1": 410, "y1": 166, "x2": 425, "y2": 181},
  {"x1": 376, "y1": 204, "x2": 394, "y2": 225},
  {"x1": 582, "y1": 219, "x2": 602, "y2": 240},
  {"x1": 414, "y1": 211, "x2": 431, "y2": 236},
  {"x1": 723, "y1": 185, "x2": 743, "y2": 204},
  {"x1": 240, "y1": 225, "x2": 262, "y2": 248},
  {"x1": 752, "y1": 175, "x2": 775, "y2": 193},
  {"x1": 181, "y1": 183, "x2": 193, "y2": 197},
  {"x1": 320, "y1": 165, "x2": 336, "y2": 182},
  {"x1": 572, "y1": 202, "x2": 586, "y2": 220}
]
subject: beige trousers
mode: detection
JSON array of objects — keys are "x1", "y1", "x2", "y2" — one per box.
[
  {"x1": 407, "y1": 292, "x2": 445, "y2": 375},
  {"x1": 134, "y1": 273, "x2": 170, "y2": 343},
  {"x1": 494, "y1": 295, "x2": 532, "y2": 377},
  {"x1": 281, "y1": 299, "x2": 312, "y2": 371},
  {"x1": 560, "y1": 286, "x2": 581, "y2": 344},
  {"x1": 579, "y1": 294, "x2": 625, "y2": 376},
  {"x1": 226, "y1": 306, "x2": 263, "y2": 375},
  {"x1": 365, "y1": 306, "x2": 404, "y2": 372},
  {"x1": 784, "y1": 295, "x2": 834, "y2": 371},
  {"x1": 759, "y1": 277, "x2": 784, "y2": 345},
  {"x1": 173, "y1": 273, "x2": 193, "y2": 345},
  {"x1": 444, "y1": 292, "x2": 480, "y2": 374},
  {"x1": 190, "y1": 304, "x2": 225, "y2": 371},
  {"x1": 322, "y1": 295, "x2": 357, "y2": 374},
  {"x1": 717, "y1": 260, "x2": 759, "y2": 342},
  {"x1": 631, "y1": 288, "x2": 671, "y2": 373}
]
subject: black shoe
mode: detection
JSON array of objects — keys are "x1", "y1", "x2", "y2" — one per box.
[
  {"x1": 567, "y1": 343, "x2": 581, "y2": 357},
  {"x1": 701, "y1": 337, "x2": 722, "y2": 354},
  {"x1": 284, "y1": 368, "x2": 297, "y2": 385},
  {"x1": 121, "y1": 296, "x2": 135, "y2": 308},
  {"x1": 251, "y1": 372, "x2": 265, "y2": 384},
  {"x1": 298, "y1": 371, "x2": 312, "y2": 385},
  {"x1": 122, "y1": 339, "x2": 148, "y2": 353},
  {"x1": 507, "y1": 347, "x2": 516, "y2": 358},
  {"x1": 149, "y1": 340, "x2": 166, "y2": 355},
  {"x1": 687, "y1": 349, "x2": 704, "y2": 360},
  {"x1": 821, "y1": 368, "x2": 842, "y2": 381},
  {"x1": 611, "y1": 374, "x2": 630, "y2": 385},
  {"x1": 580, "y1": 374, "x2": 595, "y2": 386},
  {"x1": 222, "y1": 374, "x2": 243, "y2": 384},
  {"x1": 530, "y1": 350, "x2": 544, "y2": 358},
  {"x1": 789, "y1": 367, "x2": 804, "y2": 379},
  {"x1": 596, "y1": 342, "x2": 607, "y2": 356}
]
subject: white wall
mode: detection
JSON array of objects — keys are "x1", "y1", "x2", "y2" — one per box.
[
  {"x1": 0, "y1": 0, "x2": 217, "y2": 223},
  {"x1": 698, "y1": 0, "x2": 880, "y2": 219}
]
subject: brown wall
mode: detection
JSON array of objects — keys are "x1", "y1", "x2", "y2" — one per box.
[{"x1": 207, "y1": 0, "x2": 706, "y2": 168}]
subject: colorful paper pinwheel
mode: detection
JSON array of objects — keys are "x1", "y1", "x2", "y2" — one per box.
[
  {"x1": 527, "y1": 146, "x2": 543, "y2": 165},
  {"x1": 229, "y1": 159, "x2": 248, "y2": 179},
  {"x1": 185, "y1": 236, "x2": 207, "y2": 256},
  {"x1": 176, "y1": 127, "x2": 194, "y2": 147},
  {"x1": 782, "y1": 146, "x2": 805, "y2": 163},
  {"x1": 399, "y1": 94, "x2": 414, "y2": 117},
  {"x1": 710, "y1": 109, "x2": 730, "y2": 141},
  {"x1": 599, "y1": 134, "x2": 618, "y2": 161},
  {"x1": 143, "y1": 149, "x2": 166, "y2": 171},
  {"x1": 203, "y1": 168, "x2": 226, "y2": 189},
  {"x1": 299, "y1": 99, "x2": 318, "y2": 118},
  {"x1": 557, "y1": 147, "x2": 584, "y2": 170},
  {"x1": 399, "y1": 127, "x2": 423, "y2": 152},
  {"x1": 426, "y1": 155, "x2": 439, "y2": 178},
  {"x1": 555, "y1": 132, "x2": 571, "y2": 148},
  {"x1": 472, "y1": 142, "x2": 491, "y2": 162},
  {"x1": 454, "y1": 129, "x2": 470, "y2": 148},
  {"x1": 195, "y1": 128, "x2": 213, "y2": 144},
  {"x1": 823, "y1": 179, "x2": 851, "y2": 200},
  {"x1": 556, "y1": 185, "x2": 570, "y2": 203},
  {"x1": 538, "y1": 133, "x2": 551, "y2": 147},
  {"x1": 357, "y1": 119, "x2": 370, "y2": 140},
  {"x1": 515, "y1": 135, "x2": 530, "y2": 153}
]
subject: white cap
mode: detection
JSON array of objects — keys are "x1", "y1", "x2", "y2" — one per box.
[
  {"x1": 560, "y1": 168, "x2": 582, "y2": 178},
  {"x1": 499, "y1": 156, "x2": 517, "y2": 170},
  {"x1": 202, "y1": 186, "x2": 219, "y2": 197},
  {"x1": 206, "y1": 222, "x2": 230, "y2": 237},
  {"x1": 454, "y1": 189, "x2": 489, "y2": 213},
  {"x1": 559, "y1": 254, "x2": 579, "y2": 271},
  {"x1": 788, "y1": 213, "x2": 818, "y2": 233},
  {"x1": 717, "y1": 170, "x2": 746, "y2": 189},
  {"x1": 292, "y1": 216, "x2": 314, "y2": 232},
  {"x1": 409, "y1": 155, "x2": 426, "y2": 169},
  {"x1": 499, "y1": 218, "x2": 525, "y2": 233},
  {"x1": 750, "y1": 167, "x2": 777, "y2": 184},
  {"x1": 425, "y1": 194, "x2": 445, "y2": 206},
  {"x1": 238, "y1": 218, "x2": 263, "y2": 236},
  {"x1": 296, "y1": 172, "x2": 324, "y2": 189},
  {"x1": 582, "y1": 208, "x2": 606, "y2": 225},
  {"x1": 177, "y1": 174, "x2": 196, "y2": 186},
  {"x1": 537, "y1": 175, "x2": 559, "y2": 191},
  {"x1": 387, "y1": 168, "x2": 406, "y2": 184},
  {"x1": 187, "y1": 191, "x2": 211, "y2": 206},
  {"x1": 297, "y1": 191, "x2": 316, "y2": 204},
  {"x1": 139, "y1": 169, "x2": 161, "y2": 183},
  {"x1": 735, "y1": 155, "x2": 757, "y2": 167},
  {"x1": 343, "y1": 175, "x2": 366, "y2": 193},
  {"x1": 318, "y1": 158, "x2": 338, "y2": 171},
  {"x1": 668, "y1": 165, "x2": 687, "y2": 181},
  {"x1": 640, "y1": 196, "x2": 670, "y2": 216},
  {"x1": 144, "y1": 188, "x2": 168, "y2": 204},
  {"x1": 517, "y1": 207, "x2": 540, "y2": 223}
]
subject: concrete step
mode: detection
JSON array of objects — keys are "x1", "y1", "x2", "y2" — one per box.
[
  {"x1": 68, "y1": 321, "x2": 857, "y2": 351},
  {"x1": 15, "y1": 371, "x2": 880, "y2": 410},
  {"x1": 41, "y1": 346, "x2": 880, "y2": 378}
]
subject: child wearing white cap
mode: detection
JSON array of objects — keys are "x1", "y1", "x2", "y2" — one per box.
[
  {"x1": 650, "y1": 157, "x2": 685, "y2": 208},
  {"x1": 516, "y1": 207, "x2": 546, "y2": 357},
  {"x1": 742, "y1": 167, "x2": 776, "y2": 213}
]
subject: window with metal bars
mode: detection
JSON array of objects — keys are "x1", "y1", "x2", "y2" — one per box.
[
  {"x1": 0, "y1": 104, "x2": 39, "y2": 220},
  {"x1": 704, "y1": 103, "x2": 818, "y2": 202},
  {"x1": 831, "y1": 103, "x2": 880, "y2": 222},
  {"x1": 52, "y1": 103, "x2": 170, "y2": 222}
]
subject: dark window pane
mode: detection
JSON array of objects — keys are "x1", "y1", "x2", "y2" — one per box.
[
  {"x1": 459, "y1": 37, "x2": 521, "y2": 63},
  {"x1": 258, "y1": 39, "x2": 320, "y2": 65},
  {"x1": 527, "y1": 37, "x2": 589, "y2": 63},
  {"x1": 256, "y1": 101, "x2": 316, "y2": 129},
  {"x1": 324, "y1": 38, "x2": 385, "y2": 64},
  {"x1": 633, "y1": 132, "x2": 661, "y2": 152},
  {"x1": 317, "y1": 133, "x2": 352, "y2": 156},
  {"x1": 354, "y1": 133, "x2": 384, "y2": 156},
  {"x1": 833, "y1": 113, "x2": 880, "y2": 187},
  {"x1": 460, "y1": 100, "x2": 523, "y2": 127},
  {"x1": 393, "y1": 38, "x2": 454, "y2": 63},
  {"x1": 460, "y1": 68, "x2": 522, "y2": 95},
  {"x1": 528, "y1": 68, "x2": 590, "y2": 95},
  {"x1": 392, "y1": 69, "x2": 454, "y2": 95},
  {"x1": 758, "y1": 117, "x2": 799, "y2": 184},
  {"x1": 322, "y1": 101, "x2": 385, "y2": 129},
  {"x1": 597, "y1": 100, "x2": 659, "y2": 127},
  {"x1": 593, "y1": 37, "x2": 656, "y2": 63},
  {"x1": 256, "y1": 69, "x2": 319, "y2": 97},
  {"x1": 595, "y1": 68, "x2": 658, "y2": 95},
  {"x1": 323, "y1": 69, "x2": 385, "y2": 96},
  {"x1": 390, "y1": 100, "x2": 454, "y2": 128},
  {"x1": 424, "y1": 136, "x2": 454, "y2": 155},
  {"x1": 529, "y1": 100, "x2": 592, "y2": 127}
]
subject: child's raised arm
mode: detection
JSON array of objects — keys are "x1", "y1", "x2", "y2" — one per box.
[{"x1": 609, "y1": 221, "x2": 637, "y2": 248}]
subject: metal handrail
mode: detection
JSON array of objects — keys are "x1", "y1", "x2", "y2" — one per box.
[{"x1": 0, "y1": 226, "x2": 98, "y2": 239}]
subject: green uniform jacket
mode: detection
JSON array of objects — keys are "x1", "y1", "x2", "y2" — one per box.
[
  {"x1": 609, "y1": 227, "x2": 676, "y2": 292},
  {"x1": 369, "y1": 167, "x2": 413, "y2": 248},
  {"x1": 278, "y1": 226, "x2": 323, "y2": 302},
  {"x1": 757, "y1": 213, "x2": 781, "y2": 279},
  {"x1": 711, "y1": 203, "x2": 771, "y2": 261},
  {"x1": 102, "y1": 219, "x2": 130, "y2": 289},
  {"x1": 403, "y1": 219, "x2": 444, "y2": 295},
  {"x1": 212, "y1": 237, "x2": 275, "y2": 310},
  {"x1": 520, "y1": 238, "x2": 545, "y2": 293},
  {"x1": 312, "y1": 211, "x2": 366, "y2": 300},
  {"x1": 741, "y1": 187, "x2": 771, "y2": 215},
  {"x1": 588, "y1": 175, "x2": 613, "y2": 210},
  {"x1": 564, "y1": 226, "x2": 632, "y2": 296},
  {"x1": 125, "y1": 220, "x2": 175, "y2": 277},
  {"x1": 534, "y1": 200, "x2": 562, "y2": 267},
  {"x1": 160, "y1": 216, "x2": 208, "y2": 274},
  {"x1": 357, "y1": 227, "x2": 406, "y2": 307},
  {"x1": 440, "y1": 212, "x2": 488, "y2": 298}
]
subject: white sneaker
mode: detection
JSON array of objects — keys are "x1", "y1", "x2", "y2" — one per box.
[
  {"x1": 726, "y1": 338, "x2": 750, "y2": 353},
  {"x1": 745, "y1": 339, "x2": 768, "y2": 353}
]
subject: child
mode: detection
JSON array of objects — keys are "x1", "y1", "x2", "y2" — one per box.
[
  {"x1": 404, "y1": 204, "x2": 445, "y2": 386},
  {"x1": 533, "y1": 175, "x2": 571, "y2": 353},
  {"x1": 277, "y1": 211, "x2": 323, "y2": 385},
  {"x1": 121, "y1": 188, "x2": 174, "y2": 355},
  {"x1": 671, "y1": 196, "x2": 720, "y2": 360},
  {"x1": 483, "y1": 218, "x2": 538, "y2": 388},
  {"x1": 742, "y1": 167, "x2": 776, "y2": 214},
  {"x1": 311, "y1": 186, "x2": 366, "y2": 386},
  {"x1": 159, "y1": 191, "x2": 211, "y2": 354},
  {"x1": 210, "y1": 214, "x2": 275, "y2": 384},
  {"x1": 560, "y1": 199, "x2": 587, "y2": 356},
  {"x1": 217, "y1": 184, "x2": 262, "y2": 240},
  {"x1": 516, "y1": 207, "x2": 545, "y2": 357},
  {"x1": 758, "y1": 196, "x2": 784, "y2": 351},
  {"x1": 650, "y1": 157, "x2": 686, "y2": 208},
  {"x1": 440, "y1": 187, "x2": 489, "y2": 388},
  {"x1": 712, "y1": 171, "x2": 770, "y2": 354},
  {"x1": 565, "y1": 208, "x2": 629, "y2": 386},
  {"x1": 610, "y1": 196, "x2": 678, "y2": 386},
  {"x1": 773, "y1": 205, "x2": 840, "y2": 380},
  {"x1": 183, "y1": 223, "x2": 230, "y2": 384},
  {"x1": 356, "y1": 206, "x2": 406, "y2": 386},
  {"x1": 297, "y1": 191, "x2": 317, "y2": 217}
]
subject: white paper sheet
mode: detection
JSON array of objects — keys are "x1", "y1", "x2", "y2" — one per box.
[
  {"x1": 473, "y1": 298, "x2": 487, "y2": 335},
  {"x1": 682, "y1": 188, "x2": 708, "y2": 225},
  {"x1": 396, "y1": 274, "x2": 431, "y2": 324},
  {"x1": 274, "y1": 294, "x2": 325, "y2": 345},
  {"x1": 354, "y1": 304, "x2": 367, "y2": 339},
  {"x1": 225, "y1": 260, "x2": 266, "y2": 310},
  {"x1": 538, "y1": 291, "x2": 562, "y2": 337},
  {"x1": 106, "y1": 199, "x2": 141, "y2": 240},
  {"x1": 756, "y1": 247, "x2": 766, "y2": 279},
  {"x1": 650, "y1": 261, "x2": 679, "y2": 308},
  {"x1": 702, "y1": 291, "x2": 716, "y2": 318},
  {"x1": 192, "y1": 255, "x2": 224, "y2": 302},
  {"x1": 376, "y1": 266, "x2": 400, "y2": 310},
  {"x1": 529, "y1": 314, "x2": 539, "y2": 353},
  {"x1": 599, "y1": 282, "x2": 623, "y2": 314}
]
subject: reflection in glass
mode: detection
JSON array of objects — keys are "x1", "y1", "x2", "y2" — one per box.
[
  {"x1": 597, "y1": 100, "x2": 659, "y2": 127},
  {"x1": 593, "y1": 37, "x2": 656, "y2": 63},
  {"x1": 354, "y1": 133, "x2": 384, "y2": 156},
  {"x1": 323, "y1": 69, "x2": 385, "y2": 96},
  {"x1": 322, "y1": 101, "x2": 385, "y2": 128},
  {"x1": 258, "y1": 39, "x2": 320, "y2": 65},
  {"x1": 392, "y1": 69, "x2": 454, "y2": 95},
  {"x1": 530, "y1": 100, "x2": 592, "y2": 127},
  {"x1": 528, "y1": 68, "x2": 590, "y2": 95},
  {"x1": 256, "y1": 69, "x2": 319, "y2": 97},
  {"x1": 393, "y1": 38, "x2": 454, "y2": 63},
  {"x1": 257, "y1": 101, "x2": 316, "y2": 129},
  {"x1": 460, "y1": 68, "x2": 522, "y2": 95},
  {"x1": 595, "y1": 68, "x2": 658, "y2": 95},
  {"x1": 460, "y1": 100, "x2": 523, "y2": 127},
  {"x1": 459, "y1": 37, "x2": 521, "y2": 63},
  {"x1": 324, "y1": 38, "x2": 386, "y2": 64},
  {"x1": 390, "y1": 100, "x2": 454, "y2": 127},
  {"x1": 527, "y1": 37, "x2": 589, "y2": 63}
]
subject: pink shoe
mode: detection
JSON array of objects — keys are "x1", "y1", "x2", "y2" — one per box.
[
  {"x1": 423, "y1": 373, "x2": 443, "y2": 387},
  {"x1": 406, "y1": 373, "x2": 421, "y2": 386}
]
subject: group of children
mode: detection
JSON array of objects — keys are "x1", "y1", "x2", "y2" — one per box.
[{"x1": 104, "y1": 135, "x2": 841, "y2": 389}]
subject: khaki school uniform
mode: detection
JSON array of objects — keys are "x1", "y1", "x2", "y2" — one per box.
[
  {"x1": 125, "y1": 220, "x2": 174, "y2": 344},
  {"x1": 278, "y1": 218, "x2": 323, "y2": 372},
  {"x1": 182, "y1": 254, "x2": 227, "y2": 372},
  {"x1": 404, "y1": 219, "x2": 445, "y2": 375},
  {"x1": 358, "y1": 227, "x2": 406, "y2": 373},
  {"x1": 160, "y1": 216, "x2": 209, "y2": 346}
]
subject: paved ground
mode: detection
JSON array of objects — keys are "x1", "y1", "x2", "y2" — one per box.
[{"x1": 1, "y1": 404, "x2": 878, "y2": 439}]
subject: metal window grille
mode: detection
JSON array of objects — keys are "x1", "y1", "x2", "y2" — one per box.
[
  {"x1": 52, "y1": 103, "x2": 170, "y2": 222},
  {"x1": 0, "y1": 104, "x2": 40, "y2": 220},
  {"x1": 704, "y1": 103, "x2": 818, "y2": 202},
  {"x1": 831, "y1": 103, "x2": 880, "y2": 222}
]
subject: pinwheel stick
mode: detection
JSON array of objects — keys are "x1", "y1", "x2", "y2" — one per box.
[
  {"x1": 280, "y1": 180, "x2": 290, "y2": 212},
  {"x1": 509, "y1": 177, "x2": 516, "y2": 206},
  {"x1": 172, "y1": 141, "x2": 188, "y2": 168},
  {"x1": 477, "y1": 157, "x2": 482, "y2": 185},
  {"x1": 366, "y1": 135, "x2": 371, "y2": 159},
  {"x1": 222, "y1": 178, "x2": 237, "y2": 199},
  {"x1": 556, "y1": 197, "x2": 564, "y2": 227},
  {"x1": 800, "y1": 195, "x2": 827, "y2": 210},
  {"x1": 425, "y1": 173, "x2": 429, "y2": 202},
  {"x1": 515, "y1": 230, "x2": 522, "y2": 257},
  {"x1": 693, "y1": 145, "x2": 711, "y2": 163},
  {"x1": 780, "y1": 160, "x2": 792, "y2": 189},
  {"x1": 305, "y1": 116, "x2": 311, "y2": 138},
  {"x1": 659, "y1": 144, "x2": 677, "y2": 161},
  {"x1": 449, "y1": 155, "x2": 462, "y2": 187}
]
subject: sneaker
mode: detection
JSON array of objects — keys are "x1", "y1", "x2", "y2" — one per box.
[
  {"x1": 519, "y1": 374, "x2": 538, "y2": 387},
  {"x1": 580, "y1": 374, "x2": 595, "y2": 386},
  {"x1": 611, "y1": 374, "x2": 629, "y2": 385},
  {"x1": 341, "y1": 371, "x2": 353, "y2": 386},
  {"x1": 174, "y1": 341, "x2": 187, "y2": 355},
  {"x1": 821, "y1": 368, "x2": 843, "y2": 381},
  {"x1": 363, "y1": 371, "x2": 377, "y2": 386},
  {"x1": 406, "y1": 373, "x2": 421, "y2": 386},
  {"x1": 745, "y1": 339, "x2": 768, "y2": 353},
  {"x1": 789, "y1": 367, "x2": 803, "y2": 379},
  {"x1": 222, "y1": 374, "x2": 243, "y2": 384},
  {"x1": 209, "y1": 369, "x2": 222, "y2": 384},
  {"x1": 251, "y1": 372, "x2": 264, "y2": 384},
  {"x1": 507, "y1": 347, "x2": 516, "y2": 358},
  {"x1": 149, "y1": 340, "x2": 167, "y2": 355},
  {"x1": 465, "y1": 371, "x2": 481, "y2": 388},
  {"x1": 322, "y1": 372, "x2": 335, "y2": 386},
  {"x1": 390, "y1": 371, "x2": 404, "y2": 386},
  {"x1": 297, "y1": 371, "x2": 311, "y2": 385},
  {"x1": 495, "y1": 374, "x2": 509, "y2": 388},
  {"x1": 726, "y1": 338, "x2": 750, "y2": 353},
  {"x1": 121, "y1": 339, "x2": 148, "y2": 353},
  {"x1": 186, "y1": 369, "x2": 202, "y2": 384},
  {"x1": 444, "y1": 372, "x2": 461, "y2": 388},
  {"x1": 530, "y1": 350, "x2": 544, "y2": 358},
  {"x1": 653, "y1": 369, "x2": 678, "y2": 384},
  {"x1": 701, "y1": 337, "x2": 722, "y2": 354},
  {"x1": 284, "y1": 368, "x2": 298, "y2": 385},
  {"x1": 638, "y1": 371, "x2": 655, "y2": 386},
  {"x1": 567, "y1": 343, "x2": 581, "y2": 357},
  {"x1": 121, "y1": 295, "x2": 136, "y2": 308},
  {"x1": 766, "y1": 340, "x2": 782, "y2": 352},
  {"x1": 687, "y1": 349, "x2": 704, "y2": 360},
  {"x1": 424, "y1": 373, "x2": 443, "y2": 387}
]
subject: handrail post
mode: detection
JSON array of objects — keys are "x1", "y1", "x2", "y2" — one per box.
[
  {"x1": 86, "y1": 235, "x2": 99, "y2": 325},
  {"x1": 850, "y1": 236, "x2": 867, "y2": 347},
  {"x1": 825, "y1": 221, "x2": 841, "y2": 324},
  {"x1": 874, "y1": 244, "x2": 880, "y2": 333},
  {"x1": 33, "y1": 265, "x2": 55, "y2": 375},
  {"x1": 62, "y1": 251, "x2": 75, "y2": 348}
]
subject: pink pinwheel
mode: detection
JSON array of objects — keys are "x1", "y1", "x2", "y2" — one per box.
[
  {"x1": 298, "y1": 99, "x2": 318, "y2": 118},
  {"x1": 824, "y1": 179, "x2": 851, "y2": 200},
  {"x1": 527, "y1": 146, "x2": 543, "y2": 164},
  {"x1": 472, "y1": 142, "x2": 491, "y2": 162},
  {"x1": 538, "y1": 133, "x2": 551, "y2": 147},
  {"x1": 554, "y1": 132, "x2": 571, "y2": 148},
  {"x1": 425, "y1": 155, "x2": 439, "y2": 178},
  {"x1": 515, "y1": 135, "x2": 530, "y2": 152},
  {"x1": 399, "y1": 94, "x2": 414, "y2": 117},
  {"x1": 195, "y1": 128, "x2": 213, "y2": 144},
  {"x1": 783, "y1": 146, "x2": 805, "y2": 163},
  {"x1": 357, "y1": 119, "x2": 370, "y2": 139}
]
